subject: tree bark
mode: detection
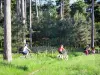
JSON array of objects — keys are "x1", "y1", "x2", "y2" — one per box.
[
  {"x1": 60, "y1": 0, "x2": 64, "y2": 20},
  {"x1": 29, "y1": 0, "x2": 32, "y2": 49},
  {"x1": 91, "y1": 0, "x2": 95, "y2": 48},
  {"x1": 3, "y1": 0, "x2": 12, "y2": 62},
  {"x1": 16, "y1": 0, "x2": 22, "y2": 49},
  {"x1": 24, "y1": 0, "x2": 26, "y2": 20},
  {"x1": 17, "y1": 0, "x2": 21, "y2": 21},
  {"x1": 0, "y1": 0, "x2": 2, "y2": 17},
  {"x1": 21, "y1": 0, "x2": 25, "y2": 24},
  {"x1": 21, "y1": 0, "x2": 26, "y2": 45},
  {"x1": 35, "y1": 0, "x2": 39, "y2": 21}
]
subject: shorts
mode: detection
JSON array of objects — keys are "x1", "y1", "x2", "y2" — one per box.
[
  {"x1": 22, "y1": 52, "x2": 27, "y2": 55},
  {"x1": 59, "y1": 50, "x2": 66, "y2": 54}
]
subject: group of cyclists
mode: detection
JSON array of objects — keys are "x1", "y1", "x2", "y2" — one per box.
[
  {"x1": 20, "y1": 43, "x2": 95, "y2": 59},
  {"x1": 20, "y1": 44, "x2": 68, "y2": 59}
]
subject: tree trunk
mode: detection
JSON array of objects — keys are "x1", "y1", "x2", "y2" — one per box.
[
  {"x1": 16, "y1": 0, "x2": 22, "y2": 49},
  {"x1": 17, "y1": 0, "x2": 21, "y2": 21},
  {"x1": 3, "y1": 0, "x2": 12, "y2": 62},
  {"x1": 35, "y1": 0, "x2": 39, "y2": 21},
  {"x1": 24, "y1": 0, "x2": 27, "y2": 33},
  {"x1": 0, "y1": 0, "x2": 2, "y2": 18},
  {"x1": 60, "y1": 0, "x2": 64, "y2": 20},
  {"x1": 91, "y1": 0, "x2": 95, "y2": 48},
  {"x1": 29, "y1": 0, "x2": 32, "y2": 49},
  {"x1": 21, "y1": 0, "x2": 26, "y2": 45},
  {"x1": 21, "y1": 0, "x2": 25, "y2": 24},
  {"x1": 24, "y1": 0, "x2": 26, "y2": 20}
]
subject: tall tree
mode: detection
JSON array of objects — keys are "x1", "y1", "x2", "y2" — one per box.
[
  {"x1": 17, "y1": 0, "x2": 21, "y2": 21},
  {"x1": 21, "y1": 0, "x2": 26, "y2": 45},
  {"x1": 24, "y1": 0, "x2": 26, "y2": 20},
  {"x1": 35, "y1": 0, "x2": 39, "y2": 21},
  {"x1": 70, "y1": 1, "x2": 86, "y2": 17},
  {"x1": 60, "y1": 0, "x2": 64, "y2": 20},
  {"x1": 16, "y1": 0, "x2": 23, "y2": 48},
  {"x1": 72, "y1": 12, "x2": 91, "y2": 47},
  {"x1": 3, "y1": 0, "x2": 12, "y2": 62},
  {"x1": 21, "y1": 0, "x2": 25, "y2": 24},
  {"x1": 84, "y1": 0, "x2": 95, "y2": 48},
  {"x1": 0, "y1": 0, "x2": 2, "y2": 13},
  {"x1": 29, "y1": 0, "x2": 32, "y2": 48},
  {"x1": 91, "y1": 0, "x2": 95, "y2": 48},
  {"x1": 0, "y1": 0, "x2": 3, "y2": 19},
  {"x1": 56, "y1": 0, "x2": 70, "y2": 19}
]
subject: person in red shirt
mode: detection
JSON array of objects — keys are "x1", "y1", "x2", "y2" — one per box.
[
  {"x1": 58, "y1": 44, "x2": 65, "y2": 54},
  {"x1": 85, "y1": 49, "x2": 89, "y2": 55},
  {"x1": 84, "y1": 45, "x2": 90, "y2": 55},
  {"x1": 58, "y1": 44, "x2": 68, "y2": 60}
]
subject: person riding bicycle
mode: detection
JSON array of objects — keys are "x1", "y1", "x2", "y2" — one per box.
[
  {"x1": 58, "y1": 44, "x2": 66, "y2": 54},
  {"x1": 58, "y1": 44, "x2": 68, "y2": 59},
  {"x1": 22, "y1": 44, "x2": 31, "y2": 57}
]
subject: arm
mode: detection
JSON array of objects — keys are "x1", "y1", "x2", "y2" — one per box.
[
  {"x1": 63, "y1": 47, "x2": 65, "y2": 50},
  {"x1": 26, "y1": 47, "x2": 31, "y2": 52}
]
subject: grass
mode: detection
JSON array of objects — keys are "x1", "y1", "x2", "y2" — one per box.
[{"x1": 0, "y1": 52, "x2": 100, "y2": 75}]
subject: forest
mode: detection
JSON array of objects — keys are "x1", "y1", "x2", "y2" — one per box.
[
  {"x1": 0, "y1": 0, "x2": 100, "y2": 75},
  {"x1": 0, "y1": 0, "x2": 100, "y2": 48},
  {"x1": 0, "y1": 0, "x2": 100, "y2": 60}
]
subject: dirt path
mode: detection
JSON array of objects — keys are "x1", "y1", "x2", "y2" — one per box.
[
  {"x1": 29, "y1": 69, "x2": 40, "y2": 75},
  {"x1": 29, "y1": 59, "x2": 57, "y2": 75}
]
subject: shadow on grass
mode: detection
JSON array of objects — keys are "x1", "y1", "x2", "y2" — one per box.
[
  {"x1": 0, "y1": 62, "x2": 28, "y2": 71},
  {"x1": 48, "y1": 55, "x2": 56, "y2": 59},
  {"x1": 46, "y1": 54, "x2": 58, "y2": 59}
]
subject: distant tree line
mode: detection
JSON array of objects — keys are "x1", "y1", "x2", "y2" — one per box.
[{"x1": 0, "y1": 0, "x2": 100, "y2": 54}]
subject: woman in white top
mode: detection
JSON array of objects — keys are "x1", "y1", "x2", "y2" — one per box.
[{"x1": 22, "y1": 44, "x2": 31, "y2": 56}]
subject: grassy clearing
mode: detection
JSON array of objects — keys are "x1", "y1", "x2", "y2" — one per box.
[
  {"x1": 0, "y1": 52, "x2": 100, "y2": 75},
  {"x1": 33, "y1": 54, "x2": 100, "y2": 75}
]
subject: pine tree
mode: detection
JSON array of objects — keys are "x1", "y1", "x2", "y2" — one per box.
[{"x1": 3, "y1": 0, "x2": 12, "y2": 62}]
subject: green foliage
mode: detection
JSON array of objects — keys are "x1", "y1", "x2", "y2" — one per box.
[
  {"x1": 72, "y1": 11, "x2": 91, "y2": 47},
  {"x1": 11, "y1": 0, "x2": 16, "y2": 12},
  {"x1": 0, "y1": 26, "x2": 3, "y2": 41},
  {"x1": 94, "y1": 5, "x2": 100, "y2": 22},
  {"x1": 56, "y1": 0, "x2": 70, "y2": 18},
  {"x1": 84, "y1": 0, "x2": 96, "y2": 4},
  {"x1": 70, "y1": 1, "x2": 87, "y2": 17},
  {"x1": 95, "y1": 22, "x2": 100, "y2": 46},
  {"x1": 63, "y1": 0, "x2": 70, "y2": 18},
  {"x1": 32, "y1": 11, "x2": 91, "y2": 47},
  {"x1": 3, "y1": 0, "x2": 99, "y2": 51},
  {"x1": 84, "y1": 0, "x2": 100, "y2": 22},
  {"x1": 0, "y1": 26, "x2": 3, "y2": 48},
  {"x1": 32, "y1": 46, "x2": 57, "y2": 53}
]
